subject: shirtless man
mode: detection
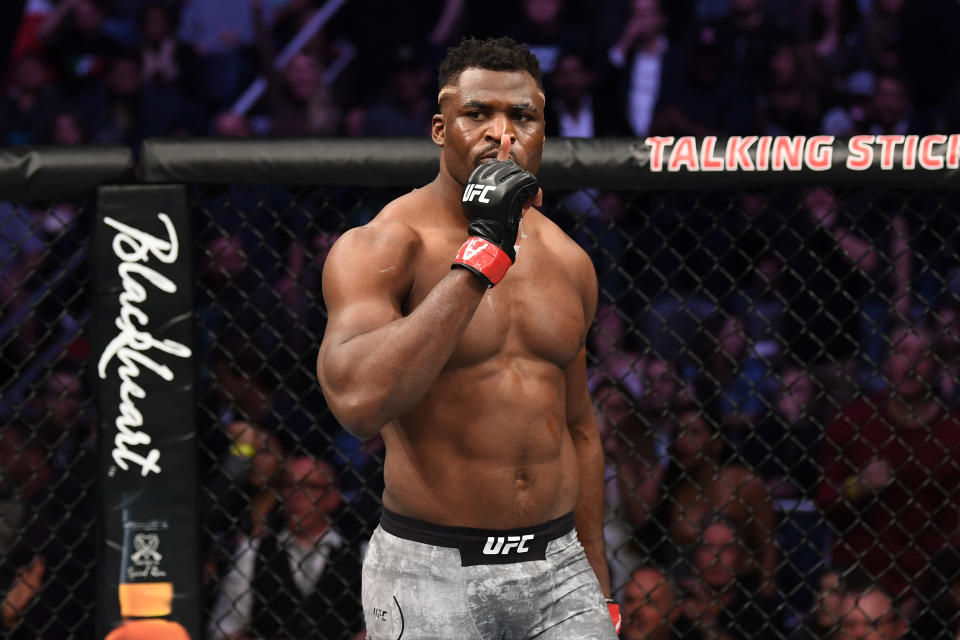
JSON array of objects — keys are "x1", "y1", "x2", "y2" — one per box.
[{"x1": 316, "y1": 37, "x2": 618, "y2": 639}]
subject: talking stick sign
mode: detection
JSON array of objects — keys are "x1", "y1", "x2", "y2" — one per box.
[{"x1": 93, "y1": 186, "x2": 199, "y2": 640}]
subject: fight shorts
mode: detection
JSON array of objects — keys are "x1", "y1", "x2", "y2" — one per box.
[{"x1": 362, "y1": 508, "x2": 617, "y2": 640}]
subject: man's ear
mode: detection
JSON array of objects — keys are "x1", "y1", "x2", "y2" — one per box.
[{"x1": 431, "y1": 113, "x2": 444, "y2": 147}]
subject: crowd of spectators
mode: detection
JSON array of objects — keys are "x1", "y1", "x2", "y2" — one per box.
[
  {"x1": 2, "y1": 0, "x2": 960, "y2": 148},
  {"x1": 4, "y1": 0, "x2": 960, "y2": 639}
]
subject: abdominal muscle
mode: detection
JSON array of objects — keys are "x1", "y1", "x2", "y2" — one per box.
[{"x1": 379, "y1": 358, "x2": 580, "y2": 529}]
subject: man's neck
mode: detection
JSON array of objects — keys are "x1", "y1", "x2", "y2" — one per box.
[
  {"x1": 428, "y1": 164, "x2": 473, "y2": 228},
  {"x1": 290, "y1": 519, "x2": 330, "y2": 546}
]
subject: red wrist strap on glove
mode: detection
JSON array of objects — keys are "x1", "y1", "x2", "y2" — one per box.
[
  {"x1": 606, "y1": 599, "x2": 622, "y2": 634},
  {"x1": 452, "y1": 237, "x2": 513, "y2": 286}
]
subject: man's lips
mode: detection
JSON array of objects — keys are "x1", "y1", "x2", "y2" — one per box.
[{"x1": 476, "y1": 151, "x2": 513, "y2": 165}]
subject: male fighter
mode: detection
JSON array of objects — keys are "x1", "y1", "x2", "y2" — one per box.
[{"x1": 317, "y1": 37, "x2": 618, "y2": 639}]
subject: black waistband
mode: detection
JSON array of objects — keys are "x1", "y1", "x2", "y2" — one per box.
[{"x1": 380, "y1": 508, "x2": 575, "y2": 566}]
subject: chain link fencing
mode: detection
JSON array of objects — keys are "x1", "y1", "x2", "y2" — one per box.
[
  {"x1": 1, "y1": 196, "x2": 97, "y2": 639},
  {"x1": 3, "y1": 139, "x2": 960, "y2": 639}
]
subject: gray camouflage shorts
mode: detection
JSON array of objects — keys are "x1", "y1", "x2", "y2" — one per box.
[{"x1": 362, "y1": 509, "x2": 617, "y2": 640}]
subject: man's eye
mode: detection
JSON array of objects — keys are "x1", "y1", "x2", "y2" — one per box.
[
  {"x1": 466, "y1": 111, "x2": 484, "y2": 120},
  {"x1": 514, "y1": 113, "x2": 532, "y2": 122}
]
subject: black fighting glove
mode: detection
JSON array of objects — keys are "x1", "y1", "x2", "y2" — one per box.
[{"x1": 452, "y1": 160, "x2": 539, "y2": 286}]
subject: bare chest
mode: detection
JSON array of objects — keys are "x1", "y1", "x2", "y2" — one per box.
[{"x1": 405, "y1": 231, "x2": 587, "y2": 370}]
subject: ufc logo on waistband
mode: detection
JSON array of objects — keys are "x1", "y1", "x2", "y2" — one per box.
[
  {"x1": 482, "y1": 534, "x2": 535, "y2": 555},
  {"x1": 463, "y1": 184, "x2": 496, "y2": 203}
]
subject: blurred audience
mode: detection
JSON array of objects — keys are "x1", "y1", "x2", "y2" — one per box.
[
  {"x1": 741, "y1": 364, "x2": 822, "y2": 500},
  {"x1": 177, "y1": 0, "x2": 257, "y2": 108},
  {"x1": 649, "y1": 21, "x2": 756, "y2": 136},
  {"x1": 545, "y1": 49, "x2": 631, "y2": 137},
  {"x1": 504, "y1": 0, "x2": 589, "y2": 75},
  {"x1": 0, "y1": 0, "x2": 955, "y2": 146},
  {"x1": 713, "y1": 0, "x2": 785, "y2": 90},
  {"x1": 5, "y1": 3, "x2": 960, "y2": 638},
  {"x1": 755, "y1": 41, "x2": 826, "y2": 136},
  {"x1": 1, "y1": 364, "x2": 95, "y2": 640},
  {"x1": 603, "y1": 0, "x2": 675, "y2": 137},
  {"x1": 789, "y1": 568, "x2": 845, "y2": 640},
  {"x1": 39, "y1": 0, "x2": 122, "y2": 93},
  {"x1": 637, "y1": 404, "x2": 778, "y2": 596},
  {"x1": 0, "y1": 52, "x2": 61, "y2": 145},
  {"x1": 686, "y1": 310, "x2": 773, "y2": 431},
  {"x1": 674, "y1": 513, "x2": 782, "y2": 639},
  {"x1": 801, "y1": 0, "x2": 865, "y2": 84},
  {"x1": 621, "y1": 566, "x2": 687, "y2": 640},
  {"x1": 269, "y1": 51, "x2": 340, "y2": 136},
  {"x1": 137, "y1": 2, "x2": 187, "y2": 87},
  {"x1": 934, "y1": 299, "x2": 960, "y2": 408},
  {"x1": 836, "y1": 572, "x2": 907, "y2": 640},
  {"x1": 869, "y1": 73, "x2": 913, "y2": 135},
  {"x1": 209, "y1": 455, "x2": 362, "y2": 640},
  {"x1": 596, "y1": 379, "x2": 662, "y2": 592},
  {"x1": 909, "y1": 548, "x2": 960, "y2": 640},
  {"x1": 816, "y1": 325, "x2": 960, "y2": 605},
  {"x1": 358, "y1": 47, "x2": 431, "y2": 137}
]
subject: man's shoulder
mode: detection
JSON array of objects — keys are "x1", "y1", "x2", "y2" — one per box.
[
  {"x1": 529, "y1": 210, "x2": 593, "y2": 270},
  {"x1": 330, "y1": 195, "x2": 424, "y2": 260}
]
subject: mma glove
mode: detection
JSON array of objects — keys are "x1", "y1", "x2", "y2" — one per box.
[
  {"x1": 452, "y1": 160, "x2": 539, "y2": 286},
  {"x1": 607, "y1": 599, "x2": 622, "y2": 635}
]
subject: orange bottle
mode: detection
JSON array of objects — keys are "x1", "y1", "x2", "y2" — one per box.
[{"x1": 104, "y1": 506, "x2": 191, "y2": 640}]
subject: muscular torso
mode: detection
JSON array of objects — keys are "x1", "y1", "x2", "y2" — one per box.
[{"x1": 377, "y1": 188, "x2": 591, "y2": 528}]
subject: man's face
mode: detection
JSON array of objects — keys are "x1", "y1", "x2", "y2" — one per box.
[
  {"x1": 817, "y1": 571, "x2": 844, "y2": 628},
  {"x1": 719, "y1": 316, "x2": 747, "y2": 361},
  {"x1": 74, "y1": 0, "x2": 104, "y2": 34},
  {"x1": 631, "y1": 0, "x2": 664, "y2": 40},
  {"x1": 284, "y1": 54, "x2": 320, "y2": 102},
  {"x1": 596, "y1": 385, "x2": 631, "y2": 429},
  {"x1": 108, "y1": 59, "x2": 141, "y2": 97},
  {"x1": 644, "y1": 359, "x2": 678, "y2": 411},
  {"x1": 776, "y1": 368, "x2": 814, "y2": 421},
  {"x1": 874, "y1": 78, "x2": 907, "y2": 128},
  {"x1": 282, "y1": 457, "x2": 340, "y2": 531},
  {"x1": 673, "y1": 411, "x2": 715, "y2": 469},
  {"x1": 553, "y1": 55, "x2": 592, "y2": 102},
  {"x1": 622, "y1": 569, "x2": 674, "y2": 640},
  {"x1": 433, "y1": 68, "x2": 546, "y2": 185},
  {"x1": 695, "y1": 522, "x2": 744, "y2": 589},
  {"x1": 206, "y1": 236, "x2": 246, "y2": 279},
  {"x1": 885, "y1": 329, "x2": 936, "y2": 402},
  {"x1": 838, "y1": 591, "x2": 903, "y2": 640}
]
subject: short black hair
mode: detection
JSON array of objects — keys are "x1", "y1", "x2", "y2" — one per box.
[{"x1": 438, "y1": 36, "x2": 543, "y2": 92}]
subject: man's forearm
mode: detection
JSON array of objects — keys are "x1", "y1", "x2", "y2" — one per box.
[
  {"x1": 572, "y1": 427, "x2": 611, "y2": 597},
  {"x1": 319, "y1": 269, "x2": 486, "y2": 438}
]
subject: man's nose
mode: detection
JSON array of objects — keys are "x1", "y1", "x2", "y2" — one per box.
[{"x1": 484, "y1": 115, "x2": 516, "y2": 145}]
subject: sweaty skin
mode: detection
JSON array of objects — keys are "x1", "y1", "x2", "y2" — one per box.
[{"x1": 317, "y1": 68, "x2": 609, "y2": 595}]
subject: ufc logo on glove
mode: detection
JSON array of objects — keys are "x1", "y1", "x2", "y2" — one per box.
[{"x1": 462, "y1": 183, "x2": 496, "y2": 203}]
